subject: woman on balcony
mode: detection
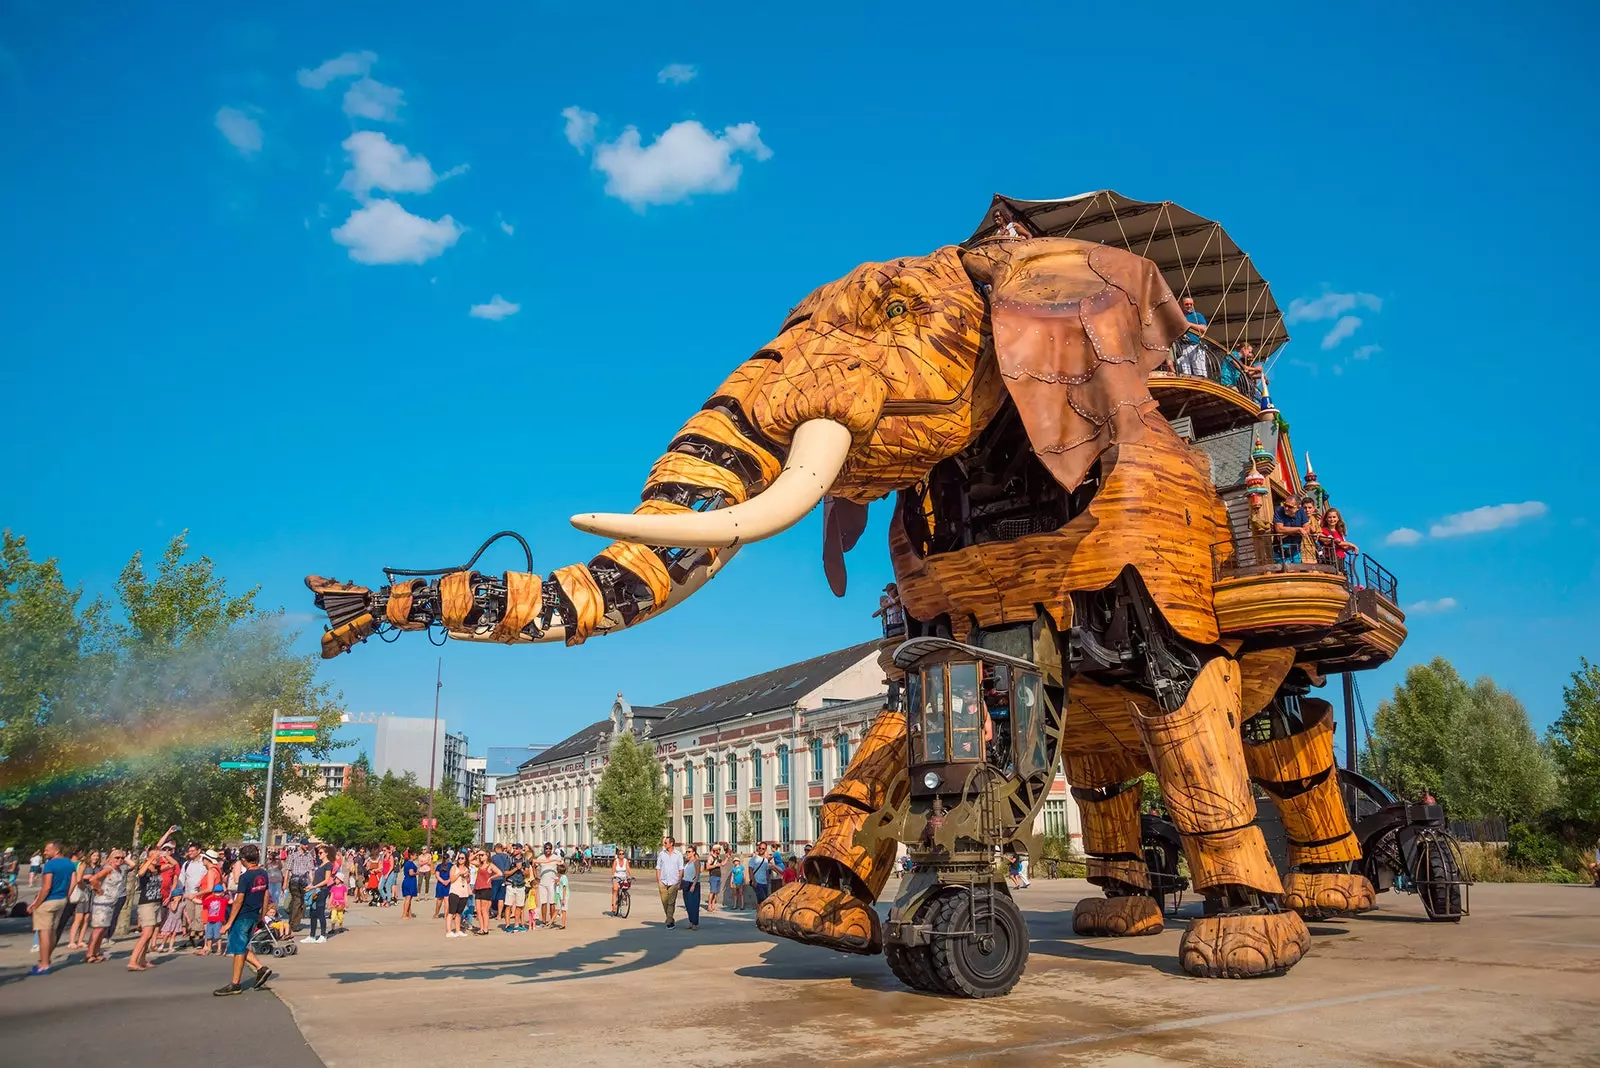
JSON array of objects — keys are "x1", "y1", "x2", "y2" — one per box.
[{"x1": 1320, "y1": 508, "x2": 1360, "y2": 584}]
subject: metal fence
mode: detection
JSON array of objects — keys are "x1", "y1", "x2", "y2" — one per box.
[
  {"x1": 1213, "y1": 537, "x2": 1399, "y2": 604},
  {"x1": 1162, "y1": 337, "x2": 1263, "y2": 403},
  {"x1": 1447, "y1": 816, "x2": 1508, "y2": 844}
]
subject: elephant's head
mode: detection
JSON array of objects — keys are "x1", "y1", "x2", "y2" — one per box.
[
  {"x1": 575, "y1": 237, "x2": 1187, "y2": 550},
  {"x1": 308, "y1": 237, "x2": 1188, "y2": 654}
]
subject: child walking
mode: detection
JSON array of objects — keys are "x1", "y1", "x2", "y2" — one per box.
[
  {"x1": 555, "y1": 865, "x2": 569, "y2": 930},
  {"x1": 730, "y1": 856, "x2": 746, "y2": 910},
  {"x1": 214, "y1": 844, "x2": 271, "y2": 996}
]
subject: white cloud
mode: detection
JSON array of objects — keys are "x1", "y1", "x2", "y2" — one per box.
[
  {"x1": 1429, "y1": 501, "x2": 1548, "y2": 539},
  {"x1": 469, "y1": 295, "x2": 521, "y2": 321},
  {"x1": 497, "y1": 214, "x2": 514, "y2": 236},
  {"x1": 215, "y1": 106, "x2": 263, "y2": 156},
  {"x1": 342, "y1": 77, "x2": 404, "y2": 121},
  {"x1": 584, "y1": 119, "x2": 772, "y2": 208},
  {"x1": 1385, "y1": 527, "x2": 1424, "y2": 546},
  {"x1": 562, "y1": 106, "x2": 599, "y2": 150},
  {"x1": 658, "y1": 63, "x2": 698, "y2": 85},
  {"x1": 1352, "y1": 344, "x2": 1382, "y2": 361},
  {"x1": 297, "y1": 50, "x2": 377, "y2": 90},
  {"x1": 1287, "y1": 290, "x2": 1383, "y2": 323},
  {"x1": 339, "y1": 131, "x2": 460, "y2": 199},
  {"x1": 1405, "y1": 597, "x2": 1459, "y2": 615},
  {"x1": 331, "y1": 199, "x2": 462, "y2": 265},
  {"x1": 1320, "y1": 315, "x2": 1362, "y2": 349}
]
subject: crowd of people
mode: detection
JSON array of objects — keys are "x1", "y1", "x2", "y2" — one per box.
[
  {"x1": 3, "y1": 830, "x2": 827, "y2": 990},
  {"x1": 8, "y1": 832, "x2": 276, "y2": 995}
]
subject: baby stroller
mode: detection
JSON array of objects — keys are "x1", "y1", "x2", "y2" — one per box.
[{"x1": 250, "y1": 917, "x2": 299, "y2": 958}]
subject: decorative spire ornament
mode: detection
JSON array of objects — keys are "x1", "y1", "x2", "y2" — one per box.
[
  {"x1": 1250, "y1": 434, "x2": 1276, "y2": 477},
  {"x1": 1303, "y1": 452, "x2": 1328, "y2": 511}
]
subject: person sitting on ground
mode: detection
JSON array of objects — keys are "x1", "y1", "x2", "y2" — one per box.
[{"x1": 1273, "y1": 494, "x2": 1312, "y2": 564}]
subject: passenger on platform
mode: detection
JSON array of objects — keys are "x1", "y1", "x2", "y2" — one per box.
[
  {"x1": 1273, "y1": 494, "x2": 1312, "y2": 564},
  {"x1": 1319, "y1": 507, "x2": 1359, "y2": 579},
  {"x1": 992, "y1": 209, "x2": 1027, "y2": 239},
  {"x1": 873, "y1": 582, "x2": 905, "y2": 638},
  {"x1": 1175, "y1": 296, "x2": 1210, "y2": 377},
  {"x1": 1221, "y1": 340, "x2": 1263, "y2": 398}
]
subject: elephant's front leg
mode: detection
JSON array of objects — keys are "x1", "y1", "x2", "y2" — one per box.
[
  {"x1": 1134, "y1": 657, "x2": 1311, "y2": 978},
  {"x1": 1065, "y1": 749, "x2": 1165, "y2": 937},
  {"x1": 1243, "y1": 698, "x2": 1374, "y2": 918},
  {"x1": 757, "y1": 704, "x2": 907, "y2": 955}
]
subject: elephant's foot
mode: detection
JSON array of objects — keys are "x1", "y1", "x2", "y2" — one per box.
[
  {"x1": 1072, "y1": 894, "x2": 1164, "y2": 937},
  {"x1": 1282, "y1": 872, "x2": 1375, "y2": 919},
  {"x1": 756, "y1": 882, "x2": 882, "y2": 955},
  {"x1": 1178, "y1": 910, "x2": 1310, "y2": 978}
]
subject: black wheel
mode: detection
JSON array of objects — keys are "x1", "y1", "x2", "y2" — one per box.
[
  {"x1": 929, "y1": 888, "x2": 1028, "y2": 999},
  {"x1": 617, "y1": 888, "x2": 631, "y2": 920},
  {"x1": 885, "y1": 896, "x2": 942, "y2": 992},
  {"x1": 1416, "y1": 833, "x2": 1463, "y2": 923}
]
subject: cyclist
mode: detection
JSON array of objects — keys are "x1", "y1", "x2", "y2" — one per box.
[{"x1": 609, "y1": 849, "x2": 631, "y2": 916}]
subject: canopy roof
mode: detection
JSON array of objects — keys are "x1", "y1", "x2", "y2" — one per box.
[{"x1": 967, "y1": 191, "x2": 1290, "y2": 360}]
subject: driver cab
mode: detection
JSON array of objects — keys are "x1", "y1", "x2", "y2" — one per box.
[{"x1": 897, "y1": 638, "x2": 1046, "y2": 800}]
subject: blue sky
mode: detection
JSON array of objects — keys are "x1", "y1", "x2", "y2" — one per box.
[{"x1": 5, "y1": 2, "x2": 1596, "y2": 760}]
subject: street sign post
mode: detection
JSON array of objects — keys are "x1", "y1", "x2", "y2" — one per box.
[{"x1": 220, "y1": 760, "x2": 270, "y2": 770}]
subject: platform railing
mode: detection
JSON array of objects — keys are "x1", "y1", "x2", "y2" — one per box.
[
  {"x1": 1155, "y1": 336, "x2": 1264, "y2": 403},
  {"x1": 1213, "y1": 536, "x2": 1399, "y2": 604}
]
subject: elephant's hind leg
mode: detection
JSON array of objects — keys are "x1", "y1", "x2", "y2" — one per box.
[
  {"x1": 757, "y1": 704, "x2": 906, "y2": 955},
  {"x1": 1065, "y1": 749, "x2": 1164, "y2": 937},
  {"x1": 1134, "y1": 657, "x2": 1310, "y2": 978},
  {"x1": 1243, "y1": 698, "x2": 1374, "y2": 918}
]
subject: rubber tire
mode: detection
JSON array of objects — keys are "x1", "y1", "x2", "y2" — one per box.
[
  {"x1": 1418, "y1": 839, "x2": 1463, "y2": 923},
  {"x1": 885, "y1": 897, "x2": 942, "y2": 993},
  {"x1": 617, "y1": 889, "x2": 630, "y2": 920},
  {"x1": 929, "y1": 889, "x2": 1028, "y2": 999}
]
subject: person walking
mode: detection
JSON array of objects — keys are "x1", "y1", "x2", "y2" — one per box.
[
  {"x1": 400, "y1": 849, "x2": 419, "y2": 919},
  {"x1": 214, "y1": 844, "x2": 272, "y2": 996},
  {"x1": 681, "y1": 846, "x2": 702, "y2": 931},
  {"x1": 706, "y1": 843, "x2": 723, "y2": 913},
  {"x1": 655, "y1": 835, "x2": 684, "y2": 929},
  {"x1": 25, "y1": 841, "x2": 75, "y2": 974},
  {"x1": 748, "y1": 842, "x2": 773, "y2": 908}
]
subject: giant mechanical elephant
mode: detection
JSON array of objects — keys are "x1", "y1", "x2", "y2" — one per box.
[{"x1": 309, "y1": 235, "x2": 1376, "y2": 979}]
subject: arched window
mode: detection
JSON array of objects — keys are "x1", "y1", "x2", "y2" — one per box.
[
  {"x1": 836, "y1": 733, "x2": 852, "y2": 768},
  {"x1": 777, "y1": 744, "x2": 790, "y2": 786},
  {"x1": 750, "y1": 747, "x2": 763, "y2": 787},
  {"x1": 665, "y1": 764, "x2": 674, "y2": 794},
  {"x1": 685, "y1": 762, "x2": 694, "y2": 796},
  {"x1": 810, "y1": 738, "x2": 824, "y2": 781},
  {"x1": 705, "y1": 757, "x2": 715, "y2": 794},
  {"x1": 727, "y1": 752, "x2": 737, "y2": 792}
]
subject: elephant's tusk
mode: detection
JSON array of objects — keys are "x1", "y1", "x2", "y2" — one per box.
[{"x1": 571, "y1": 419, "x2": 853, "y2": 549}]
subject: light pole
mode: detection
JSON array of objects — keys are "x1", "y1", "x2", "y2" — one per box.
[{"x1": 425, "y1": 658, "x2": 442, "y2": 850}]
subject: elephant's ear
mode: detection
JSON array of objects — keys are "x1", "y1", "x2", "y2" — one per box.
[{"x1": 961, "y1": 238, "x2": 1188, "y2": 491}]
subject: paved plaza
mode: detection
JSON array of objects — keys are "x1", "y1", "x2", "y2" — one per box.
[{"x1": 5, "y1": 875, "x2": 1598, "y2": 1066}]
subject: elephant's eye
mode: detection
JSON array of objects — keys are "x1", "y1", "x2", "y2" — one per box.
[{"x1": 886, "y1": 300, "x2": 908, "y2": 319}]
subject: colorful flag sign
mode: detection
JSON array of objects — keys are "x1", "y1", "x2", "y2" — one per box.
[{"x1": 273, "y1": 717, "x2": 317, "y2": 743}]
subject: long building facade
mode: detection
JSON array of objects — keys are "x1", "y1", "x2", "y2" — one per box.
[{"x1": 495, "y1": 640, "x2": 1083, "y2": 853}]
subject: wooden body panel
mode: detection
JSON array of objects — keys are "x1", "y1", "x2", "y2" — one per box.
[
  {"x1": 1078, "y1": 786, "x2": 1143, "y2": 857},
  {"x1": 1239, "y1": 648, "x2": 1297, "y2": 717},
  {"x1": 1061, "y1": 677, "x2": 1153, "y2": 757},
  {"x1": 1212, "y1": 571, "x2": 1350, "y2": 635},
  {"x1": 1242, "y1": 701, "x2": 1337, "y2": 786},
  {"x1": 1275, "y1": 775, "x2": 1363, "y2": 866},
  {"x1": 1132, "y1": 658, "x2": 1255, "y2": 835},
  {"x1": 890, "y1": 420, "x2": 1226, "y2": 645}
]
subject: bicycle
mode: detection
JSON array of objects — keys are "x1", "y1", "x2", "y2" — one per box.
[{"x1": 611, "y1": 879, "x2": 631, "y2": 919}]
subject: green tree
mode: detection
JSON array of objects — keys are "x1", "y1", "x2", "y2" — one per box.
[
  {"x1": 738, "y1": 811, "x2": 755, "y2": 847},
  {"x1": 1362, "y1": 658, "x2": 1468, "y2": 803},
  {"x1": 429, "y1": 787, "x2": 478, "y2": 847},
  {"x1": 0, "y1": 530, "x2": 345, "y2": 847},
  {"x1": 1443, "y1": 679, "x2": 1557, "y2": 820},
  {"x1": 1549, "y1": 658, "x2": 1600, "y2": 827},
  {"x1": 310, "y1": 792, "x2": 378, "y2": 846},
  {"x1": 593, "y1": 733, "x2": 669, "y2": 852}
]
